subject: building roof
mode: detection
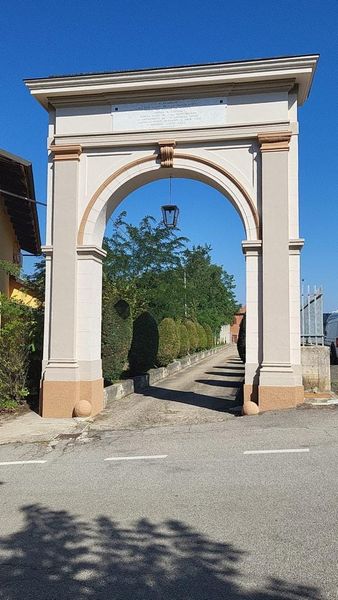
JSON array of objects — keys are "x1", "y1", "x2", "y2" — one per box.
[
  {"x1": 0, "y1": 149, "x2": 41, "y2": 255},
  {"x1": 25, "y1": 54, "x2": 319, "y2": 109}
]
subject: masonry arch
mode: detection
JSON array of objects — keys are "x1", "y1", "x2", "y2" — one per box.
[
  {"x1": 78, "y1": 151, "x2": 259, "y2": 249},
  {"x1": 26, "y1": 55, "x2": 318, "y2": 418}
]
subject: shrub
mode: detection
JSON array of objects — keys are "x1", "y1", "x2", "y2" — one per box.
[
  {"x1": 102, "y1": 287, "x2": 133, "y2": 384},
  {"x1": 178, "y1": 322, "x2": 190, "y2": 357},
  {"x1": 0, "y1": 295, "x2": 33, "y2": 406},
  {"x1": 128, "y1": 311, "x2": 159, "y2": 375},
  {"x1": 185, "y1": 320, "x2": 198, "y2": 353},
  {"x1": 196, "y1": 323, "x2": 208, "y2": 351},
  {"x1": 157, "y1": 318, "x2": 180, "y2": 366},
  {"x1": 203, "y1": 324, "x2": 213, "y2": 349},
  {"x1": 237, "y1": 313, "x2": 246, "y2": 363}
]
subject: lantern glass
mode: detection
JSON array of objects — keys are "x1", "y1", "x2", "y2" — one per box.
[{"x1": 161, "y1": 204, "x2": 179, "y2": 228}]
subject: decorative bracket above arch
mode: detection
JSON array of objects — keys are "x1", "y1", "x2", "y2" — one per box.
[{"x1": 158, "y1": 139, "x2": 176, "y2": 167}]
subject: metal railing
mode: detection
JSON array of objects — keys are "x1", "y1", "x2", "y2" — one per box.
[{"x1": 300, "y1": 285, "x2": 324, "y2": 346}]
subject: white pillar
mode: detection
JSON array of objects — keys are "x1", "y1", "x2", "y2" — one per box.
[
  {"x1": 40, "y1": 145, "x2": 104, "y2": 418},
  {"x1": 257, "y1": 133, "x2": 303, "y2": 410},
  {"x1": 242, "y1": 240, "x2": 262, "y2": 405},
  {"x1": 76, "y1": 245, "x2": 106, "y2": 382}
]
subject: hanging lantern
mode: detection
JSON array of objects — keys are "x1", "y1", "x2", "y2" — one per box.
[
  {"x1": 161, "y1": 177, "x2": 179, "y2": 227},
  {"x1": 161, "y1": 204, "x2": 179, "y2": 228}
]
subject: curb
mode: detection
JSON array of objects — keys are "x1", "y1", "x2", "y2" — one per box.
[{"x1": 104, "y1": 344, "x2": 237, "y2": 406}]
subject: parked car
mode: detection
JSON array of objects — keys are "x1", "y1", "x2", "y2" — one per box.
[{"x1": 324, "y1": 311, "x2": 338, "y2": 364}]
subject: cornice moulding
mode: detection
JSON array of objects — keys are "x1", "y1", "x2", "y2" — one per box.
[
  {"x1": 25, "y1": 54, "x2": 319, "y2": 110},
  {"x1": 51, "y1": 121, "x2": 298, "y2": 149}
]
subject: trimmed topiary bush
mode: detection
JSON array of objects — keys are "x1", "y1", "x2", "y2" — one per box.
[
  {"x1": 177, "y1": 321, "x2": 190, "y2": 358},
  {"x1": 203, "y1": 323, "x2": 213, "y2": 349},
  {"x1": 128, "y1": 311, "x2": 159, "y2": 375},
  {"x1": 196, "y1": 323, "x2": 208, "y2": 351},
  {"x1": 185, "y1": 320, "x2": 198, "y2": 353},
  {"x1": 237, "y1": 313, "x2": 246, "y2": 363},
  {"x1": 102, "y1": 289, "x2": 133, "y2": 384},
  {"x1": 157, "y1": 317, "x2": 180, "y2": 366}
]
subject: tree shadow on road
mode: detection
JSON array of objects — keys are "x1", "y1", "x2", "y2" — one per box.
[{"x1": 0, "y1": 505, "x2": 322, "y2": 600}]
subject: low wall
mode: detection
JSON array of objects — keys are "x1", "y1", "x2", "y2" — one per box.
[
  {"x1": 104, "y1": 344, "x2": 237, "y2": 406},
  {"x1": 301, "y1": 346, "x2": 331, "y2": 392}
]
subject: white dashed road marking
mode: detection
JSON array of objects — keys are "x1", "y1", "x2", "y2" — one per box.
[
  {"x1": 0, "y1": 460, "x2": 47, "y2": 466},
  {"x1": 243, "y1": 448, "x2": 310, "y2": 455},
  {"x1": 104, "y1": 454, "x2": 168, "y2": 462}
]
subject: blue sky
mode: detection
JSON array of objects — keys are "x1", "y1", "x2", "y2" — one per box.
[{"x1": 0, "y1": 0, "x2": 337, "y2": 309}]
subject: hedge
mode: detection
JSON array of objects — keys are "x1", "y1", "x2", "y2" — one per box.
[
  {"x1": 196, "y1": 323, "x2": 208, "y2": 351},
  {"x1": 177, "y1": 321, "x2": 190, "y2": 357},
  {"x1": 128, "y1": 311, "x2": 159, "y2": 374},
  {"x1": 102, "y1": 289, "x2": 133, "y2": 384},
  {"x1": 157, "y1": 317, "x2": 180, "y2": 366},
  {"x1": 203, "y1": 323, "x2": 213, "y2": 349},
  {"x1": 185, "y1": 320, "x2": 199, "y2": 353}
]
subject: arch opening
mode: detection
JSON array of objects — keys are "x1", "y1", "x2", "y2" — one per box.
[{"x1": 79, "y1": 153, "x2": 259, "y2": 249}]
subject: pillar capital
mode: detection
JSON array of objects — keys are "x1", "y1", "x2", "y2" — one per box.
[
  {"x1": 49, "y1": 144, "x2": 82, "y2": 161},
  {"x1": 41, "y1": 244, "x2": 53, "y2": 256},
  {"x1": 258, "y1": 131, "x2": 292, "y2": 153},
  {"x1": 241, "y1": 240, "x2": 262, "y2": 256},
  {"x1": 77, "y1": 245, "x2": 107, "y2": 263},
  {"x1": 289, "y1": 238, "x2": 305, "y2": 255}
]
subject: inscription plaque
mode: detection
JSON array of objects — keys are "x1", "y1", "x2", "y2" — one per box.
[{"x1": 111, "y1": 97, "x2": 227, "y2": 132}]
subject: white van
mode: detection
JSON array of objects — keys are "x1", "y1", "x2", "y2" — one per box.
[{"x1": 324, "y1": 311, "x2": 338, "y2": 364}]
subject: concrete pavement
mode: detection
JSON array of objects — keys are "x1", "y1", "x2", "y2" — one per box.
[{"x1": 93, "y1": 350, "x2": 243, "y2": 431}]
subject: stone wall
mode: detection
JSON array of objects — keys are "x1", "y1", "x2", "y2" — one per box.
[{"x1": 301, "y1": 346, "x2": 331, "y2": 392}]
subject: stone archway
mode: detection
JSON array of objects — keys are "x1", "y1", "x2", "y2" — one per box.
[{"x1": 25, "y1": 54, "x2": 318, "y2": 417}]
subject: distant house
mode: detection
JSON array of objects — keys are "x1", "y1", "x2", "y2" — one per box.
[
  {"x1": 0, "y1": 149, "x2": 41, "y2": 299},
  {"x1": 230, "y1": 305, "x2": 246, "y2": 343}
]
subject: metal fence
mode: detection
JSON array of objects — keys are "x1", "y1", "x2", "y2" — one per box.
[{"x1": 300, "y1": 285, "x2": 324, "y2": 346}]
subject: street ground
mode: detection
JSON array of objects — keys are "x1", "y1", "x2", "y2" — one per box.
[
  {"x1": 0, "y1": 350, "x2": 337, "y2": 598},
  {"x1": 94, "y1": 350, "x2": 243, "y2": 431}
]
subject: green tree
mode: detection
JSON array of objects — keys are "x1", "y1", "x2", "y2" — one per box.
[
  {"x1": 184, "y1": 245, "x2": 238, "y2": 336},
  {"x1": 103, "y1": 214, "x2": 238, "y2": 333},
  {"x1": 0, "y1": 294, "x2": 35, "y2": 406},
  {"x1": 103, "y1": 212, "x2": 188, "y2": 318}
]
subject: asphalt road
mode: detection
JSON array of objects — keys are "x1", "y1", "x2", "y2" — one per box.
[{"x1": 0, "y1": 354, "x2": 337, "y2": 599}]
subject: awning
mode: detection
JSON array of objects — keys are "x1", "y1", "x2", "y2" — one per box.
[{"x1": 0, "y1": 148, "x2": 41, "y2": 255}]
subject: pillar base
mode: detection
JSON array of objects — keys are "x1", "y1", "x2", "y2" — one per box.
[
  {"x1": 244, "y1": 384, "x2": 258, "y2": 404},
  {"x1": 258, "y1": 385, "x2": 304, "y2": 412},
  {"x1": 243, "y1": 384, "x2": 304, "y2": 413},
  {"x1": 40, "y1": 378, "x2": 104, "y2": 418}
]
